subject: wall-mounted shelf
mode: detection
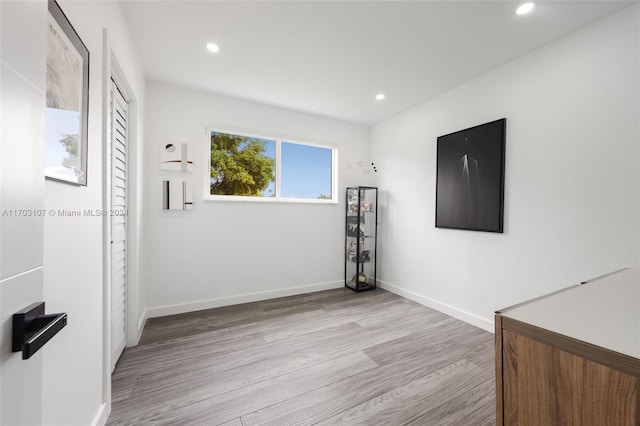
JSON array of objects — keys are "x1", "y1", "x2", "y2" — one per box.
[{"x1": 12, "y1": 302, "x2": 67, "y2": 360}]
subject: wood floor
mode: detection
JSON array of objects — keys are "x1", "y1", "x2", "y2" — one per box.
[{"x1": 107, "y1": 288, "x2": 495, "y2": 425}]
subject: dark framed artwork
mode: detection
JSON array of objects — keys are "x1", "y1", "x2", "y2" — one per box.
[
  {"x1": 435, "y1": 118, "x2": 506, "y2": 233},
  {"x1": 45, "y1": 0, "x2": 90, "y2": 186}
]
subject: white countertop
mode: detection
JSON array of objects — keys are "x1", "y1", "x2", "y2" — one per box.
[{"x1": 500, "y1": 268, "x2": 640, "y2": 359}]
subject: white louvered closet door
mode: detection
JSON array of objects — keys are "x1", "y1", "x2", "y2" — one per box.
[{"x1": 111, "y1": 78, "x2": 128, "y2": 370}]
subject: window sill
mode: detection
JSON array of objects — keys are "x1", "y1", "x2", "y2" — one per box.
[{"x1": 203, "y1": 195, "x2": 338, "y2": 204}]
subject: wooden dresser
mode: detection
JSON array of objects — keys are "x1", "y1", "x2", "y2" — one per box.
[{"x1": 495, "y1": 268, "x2": 640, "y2": 425}]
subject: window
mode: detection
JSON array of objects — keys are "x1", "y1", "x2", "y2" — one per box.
[{"x1": 207, "y1": 129, "x2": 336, "y2": 202}]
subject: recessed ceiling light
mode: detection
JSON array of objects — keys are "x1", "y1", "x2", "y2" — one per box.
[
  {"x1": 375, "y1": 93, "x2": 385, "y2": 101},
  {"x1": 516, "y1": 2, "x2": 534, "y2": 15},
  {"x1": 206, "y1": 43, "x2": 220, "y2": 53}
]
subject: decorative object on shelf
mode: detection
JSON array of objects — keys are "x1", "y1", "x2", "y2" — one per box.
[
  {"x1": 162, "y1": 179, "x2": 193, "y2": 210},
  {"x1": 435, "y1": 118, "x2": 505, "y2": 233},
  {"x1": 44, "y1": 0, "x2": 90, "y2": 186},
  {"x1": 352, "y1": 272, "x2": 367, "y2": 284},
  {"x1": 351, "y1": 250, "x2": 370, "y2": 263},
  {"x1": 160, "y1": 142, "x2": 193, "y2": 172},
  {"x1": 346, "y1": 240, "x2": 364, "y2": 260},
  {"x1": 345, "y1": 186, "x2": 378, "y2": 292},
  {"x1": 346, "y1": 216, "x2": 366, "y2": 237},
  {"x1": 346, "y1": 240, "x2": 356, "y2": 258}
]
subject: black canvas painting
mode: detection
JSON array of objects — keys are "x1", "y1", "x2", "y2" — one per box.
[{"x1": 435, "y1": 118, "x2": 506, "y2": 233}]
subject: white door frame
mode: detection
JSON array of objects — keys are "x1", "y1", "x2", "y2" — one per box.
[{"x1": 100, "y1": 28, "x2": 141, "y2": 424}]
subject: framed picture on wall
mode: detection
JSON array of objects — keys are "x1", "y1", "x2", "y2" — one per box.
[
  {"x1": 435, "y1": 118, "x2": 506, "y2": 233},
  {"x1": 44, "y1": 0, "x2": 90, "y2": 186}
]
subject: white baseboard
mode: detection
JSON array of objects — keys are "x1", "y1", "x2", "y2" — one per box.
[
  {"x1": 91, "y1": 402, "x2": 108, "y2": 426},
  {"x1": 135, "y1": 309, "x2": 148, "y2": 343},
  {"x1": 378, "y1": 280, "x2": 494, "y2": 333},
  {"x1": 146, "y1": 281, "x2": 344, "y2": 319}
]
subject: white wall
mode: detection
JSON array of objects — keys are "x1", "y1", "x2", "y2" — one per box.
[
  {"x1": 41, "y1": 1, "x2": 145, "y2": 425},
  {"x1": 371, "y1": 5, "x2": 640, "y2": 331},
  {"x1": 0, "y1": 1, "x2": 46, "y2": 423},
  {"x1": 143, "y1": 82, "x2": 370, "y2": 316}
]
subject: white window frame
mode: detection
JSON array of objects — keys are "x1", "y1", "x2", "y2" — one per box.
[{"x1": 203, "y1": 125, "x2": 338, "y2": 204}]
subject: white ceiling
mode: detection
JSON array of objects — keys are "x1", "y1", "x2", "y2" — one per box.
[{"x1": 121, "y1": 1, "x2": 635, "y2": 125}]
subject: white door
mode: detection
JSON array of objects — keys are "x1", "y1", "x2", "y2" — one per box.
[
  {"x1": 1, "y1": 1, "x2": 47, "y2": 423},
  {"x1": 110, "y1": 78, "x2": 128, "y2": 370}
]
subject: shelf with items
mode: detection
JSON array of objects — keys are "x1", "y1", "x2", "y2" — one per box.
[
  {"x1": 345, "y1": 186, "x2": 378, "y2": 292},
  {"x1": 348, "y1": 199, "x2": 375, "y2": 215}
]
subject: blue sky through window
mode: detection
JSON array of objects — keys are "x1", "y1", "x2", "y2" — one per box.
[{"x1": 280, "y1": 142, "x2": 332, "y2": 199}]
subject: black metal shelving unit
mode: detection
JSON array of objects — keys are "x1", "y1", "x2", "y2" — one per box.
[{"x1": 345, "y1": 186, "x2": 378, "y2": 292}]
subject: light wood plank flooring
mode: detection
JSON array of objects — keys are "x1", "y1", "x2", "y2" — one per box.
[{"x1": 107, "y1": 288, "x2": 495, "y2": 425}]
